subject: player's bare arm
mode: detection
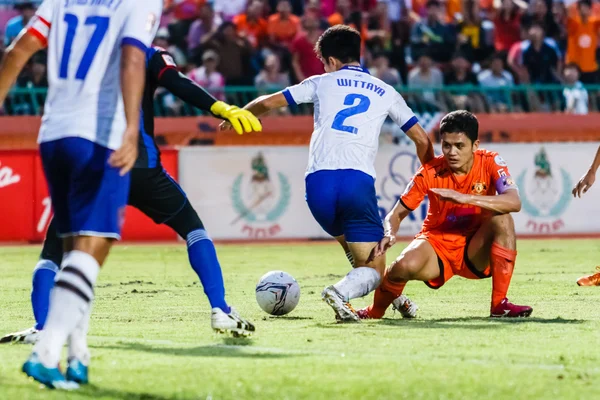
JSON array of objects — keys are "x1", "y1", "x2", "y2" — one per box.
[
  {"x1": 573, "y1": 144, "x2": 600, "y2": 198},
  {"x1": 0, "y1": 30, "x2": 44, "y2": 105},
  {"x1": 430, "y1": 187, "x2": 521, "y2": 214},
  {"x1": 220, "y1": 92, "x2": 289, "y2": 131},
  {"x1": 404, "y1": 124, "x2": 435, "y2": 164},
  {"x1": 367, "y1": 200, "x2": 412, "y2": 262},
  {"x1": 109, "y1": 45, "x2": 146, "y2": 175}
]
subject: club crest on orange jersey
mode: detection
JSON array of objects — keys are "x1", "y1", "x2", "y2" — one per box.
[{"x1": 471, "y1": 182, "x2": 487, "y2": 195}]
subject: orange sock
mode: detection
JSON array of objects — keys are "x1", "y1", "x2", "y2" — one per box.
[
  {"x1": 490, "y1": 242, "x2": 517, "y2": 308},
  {"x1": 368, "y1": 276, "x2": 406, "y2": 318}
]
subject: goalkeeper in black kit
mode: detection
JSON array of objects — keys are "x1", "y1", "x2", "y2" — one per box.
[{"x1": 1, "y1": 46, "x2": 260, "y2": 345}]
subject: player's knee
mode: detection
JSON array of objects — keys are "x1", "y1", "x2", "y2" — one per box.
[
  {"x1": 388, "y1": 253, "x2": 422, "y2": 281},
  {"x1": 490, "y1": 213, "x2": 515, "y2": 236}
]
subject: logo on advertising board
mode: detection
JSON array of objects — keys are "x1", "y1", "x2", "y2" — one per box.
[
  {"x1": 0, "y1": 161, "x2": 21, "y2": 189},
  {"x1": 230, "y1": 152, "x2": 291, "y2": 238},
  {"x1": 517, "y1": 148, "x2": 572, "y2": 233},
  {"x1": 378, "y1": 149, "x2": 429, "y2": 234}
]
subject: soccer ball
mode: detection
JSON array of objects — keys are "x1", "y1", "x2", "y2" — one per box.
[{"x1": 255, "y1": 271, "x2": 300, "y2": 316}]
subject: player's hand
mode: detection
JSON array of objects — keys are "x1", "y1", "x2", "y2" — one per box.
[
  {"x1": 108, "y1": 127, "x2": 138, "y2": 176},
  {"x1": 367, "y1": 234, "x2": 396, "y2": 263},
  {"x1": 210, "y1": 101, "x2": 262, "y2": 135},
  {"x1": 572, "y1": 169, "x2": 596, "y2": 198},
  {"x1": 430, "y1": 188, "x2": 469, "y2": 204}
]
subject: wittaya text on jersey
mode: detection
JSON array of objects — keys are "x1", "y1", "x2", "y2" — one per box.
[{"x1": 64, "y1": 0, "x2": 125, "y2": 10}]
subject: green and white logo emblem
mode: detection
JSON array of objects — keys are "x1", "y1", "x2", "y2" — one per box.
[
  {"x1": 231, "y1": 153, "x2": 291, "y2": 232},
  {"x1": 517, "y1": 147, "x2": 571, "y2": 219}
]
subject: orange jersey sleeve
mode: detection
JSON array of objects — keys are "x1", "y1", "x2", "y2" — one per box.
[
  {"x1": 485, "y1": 152, "x2": 518, "y2": 194},
  {"x1": 400, "y1": 166, "x2": 429, "y2": 211}
]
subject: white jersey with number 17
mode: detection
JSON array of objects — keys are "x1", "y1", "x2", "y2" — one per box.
[
  {"x1": 282, "y1": 65, "x2": 418, "y2": 179},
  {"x1": 26, "y1": 0, "x2": 162, "y2": 150}
]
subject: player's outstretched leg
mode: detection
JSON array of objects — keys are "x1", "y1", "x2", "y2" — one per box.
[
  {"x1": 468, "y1": 214, "x2": 532, "y2": 318},
  {"x1": 164, "y1": 201, "x2": 255, "y2": 337},
  {"x1": 577, "y1": 266, "x2": 600, "y2": 286},
  {"x1": 321, "y1": 241, "x2": 385, "y2": 323},
  {"x1": 1, "y1": 219, "x2": 62, "y2": 345},
  {"x1": 358, "y1": 239, "x2": 439, "y2": 319}
]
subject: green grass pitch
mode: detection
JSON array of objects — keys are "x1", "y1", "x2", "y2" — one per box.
[{"x1": 1, "y1": 239, "x2": 600, "y2": 399}]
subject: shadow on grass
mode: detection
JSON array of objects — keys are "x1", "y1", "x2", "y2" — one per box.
[
  {"x1": 79, "y1": 385, "x2": 176, "y2": 400},
  {"x1": 91, "y1": 342, "x2": 300, "y2": 359},
  {"x1": 315, "y1": 316, "x2": 584, "y2": 330},
  {"x1": 267, "y1": 315, "x2": 313, "y2": 321}
]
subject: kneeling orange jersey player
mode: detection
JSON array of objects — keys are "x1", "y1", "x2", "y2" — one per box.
[{"x1": 359, "y1": 110, "x2": 533, "y2": 319}]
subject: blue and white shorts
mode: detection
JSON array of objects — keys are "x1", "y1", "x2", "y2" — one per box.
[
  {"x1": 305, "y1": 169, "x2": 383, "y2": 243},
  {"x1": 40, "y1": 137, "x2": 130, "y2": 239}
]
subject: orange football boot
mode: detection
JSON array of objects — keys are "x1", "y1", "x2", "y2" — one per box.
[{"x1": 577, "y1": 267, "x2": 600, "y2": 286}]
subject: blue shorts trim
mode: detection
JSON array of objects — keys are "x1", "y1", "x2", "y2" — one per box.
[
  {"x1": 305, "y1": 169, "x2": 383, "y2": 243},
  {"x1": 40, "y1": 137, "x2": 130, "y2": 240}
]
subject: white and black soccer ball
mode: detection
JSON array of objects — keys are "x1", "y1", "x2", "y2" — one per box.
[{"x1": 255, "y1": 271, "x2": 300, "y2": 316}]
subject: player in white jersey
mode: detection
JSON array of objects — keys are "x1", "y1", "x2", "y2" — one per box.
[
  {"x1": 0, "y1": 0, "x2": 162, "y2": 389},
  {"x1": 222, "y1": 25, "x2": 435, "y2": 322}
]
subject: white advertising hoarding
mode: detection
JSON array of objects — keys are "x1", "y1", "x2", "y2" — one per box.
[{"x1": 179, "y1": 143, "x2": 600, "y2": 240}]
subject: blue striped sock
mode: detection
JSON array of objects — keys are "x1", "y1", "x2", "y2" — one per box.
[
  {"x1": 186, "y1": 229, "x2": 230, "y2": 313},
  {"x1": 31, "y1": 259, "x2": 59, "y2": 330}
]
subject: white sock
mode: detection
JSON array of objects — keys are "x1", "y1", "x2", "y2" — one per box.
[
  {"x1": 33, "y1": 251, "x2": 99, "y2": 367},
  {"x1": 68, "y1": 302, "x2": 92, "y2": 366},
  {"x1": 333, "y1": 267, "x2": 381, "y2": 302}
]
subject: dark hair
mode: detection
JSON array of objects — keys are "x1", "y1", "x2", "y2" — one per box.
[
  {"x1": 565, "y1": 62, "x2": 581, "y2": 74},
  {"x1": 426, "y1": 0, "x2": 441, "y2": 8},
  {"x1": 315, "y1": 25, "x2": 361, "y2": 64},
  {"x1": 439, "y1": 110, "x2": 479, "y2": 143},
  {"x1": 578, "y1": 0, "x2": 592, "y2": 8}
]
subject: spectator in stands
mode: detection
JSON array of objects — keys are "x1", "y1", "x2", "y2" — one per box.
[
  {"x1": 566, "y1": 0, "x2": 600, "y2": 84},
  {"x1": 444, "y1": 52, "x2": 484, "y2": 111},
  {"x1": 327, "y1": 0, "x2": 353, "y2": 26},
  {"x1": 4, "y1": 1, "x2": 36, "y2": 46},
  {"x1": 508, "y1": 23, "x2": 561, "y2": 84},
  {"x1": 187, "y1": 50, "x2": 226, "y2": 101},
  {"x1": 164, "y1": 0, "x2": 204, "y2": 50},
  {"x1": 369, "y1": 52, "x2": 402, "y2": 86},
  {"x1": 187, "y1": 4, "x2": 223, "y2": 63},
  {"x1": 410, "y1": 0, "x2": 456, "y2": 63},
  {"x1": 154, "y1": 27, "x2": 188, "y2": 67},
  {"x1": 269, "y1": 0, "x2": 305, "y2": 16},
  {"x1": 9, "y1": 51, "x2": 47, "y2": 115},
  {"x1": 407, "y1": 52, "x2": 444, "y2": 109},
  {"x1": 365, "y1": 1, "x2": 391, "y2": 54},
  {"x1": 268, "y1": 0, "x2": 301, "y2": 47},
  {"x1": 478, "y1": 53, "x2": 515, "y2": 112},
  {"x1": 214, "y1": 0, "x2": 248, "y2": 22},
  {"x1": 206, "y1": 21, "x2": 254, "y2": 86},
  {"x1": 493, "y1": 0, "x2": 524, "y2": 54},
  {"x1": 255, "y1": 53, "x2": 290, "y2": 90},
  {"x1": 563, "y1": 63, "x2": 589, "y2": 115},
  {"x1": 456, "y1": 0, "x2": 494, "y2": 63},
  {"x1": 389, "y1": 0, "x2": 411, "y2": 83},
  {"x1": 552, "y1": 0, "x2": 568, "y2": 54},
  {"x1": 385, "y1": 0, "x2": 412, "y2": 22},
  {"x1": 290, "y1": 14, "x2": 324, "y2": 82},
  {"x1": 304, "y1": 0, "x2": 330, "y2": 30},
  {"x1": 521, "y1": 0, "x2": 560, "y2": 42},
  {"x1": 234, "y1": 1, "x2": 269, "y2": 48}
]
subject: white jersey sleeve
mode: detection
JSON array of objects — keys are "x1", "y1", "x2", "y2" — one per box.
[
  {"x1": 26, "y1": 0, "x2": 57, "y2": 47},
  {"x1": 121, "y1": 0, "x2": 162, "y2": 50},
  {"x1": 388, "y1": 91, "x2": 418, "y2": 133},
  {"x1": 282, "y1": 75, "x2": 322, "y2": 105}
]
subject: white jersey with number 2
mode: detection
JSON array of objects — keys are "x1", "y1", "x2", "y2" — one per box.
[
  {"x1": 27, "y1": 0, "x2": 162, "y2": 150},
  {"x1": 282, "y1": 65, "x2": 418, "y2": 179}
]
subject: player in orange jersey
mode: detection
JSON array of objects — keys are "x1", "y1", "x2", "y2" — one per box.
[
  {"x1": 358, "y1": 110, "x2": 533, "y2": 319},
  {"x1": 573, "y1": 144, "x2": 600, "y2": 286}
]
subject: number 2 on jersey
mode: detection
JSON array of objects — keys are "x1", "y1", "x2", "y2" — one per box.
[
  {"x1": 331, "y1": 93, "x2": 371, "y2": 134},
  {"x1": 60, "y1": 14, "x2": 109, "y2": 80}
]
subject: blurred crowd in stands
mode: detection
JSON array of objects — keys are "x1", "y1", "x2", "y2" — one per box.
[{"x1": 1, "y1": 0, "x2": 599, "y2": 115}]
